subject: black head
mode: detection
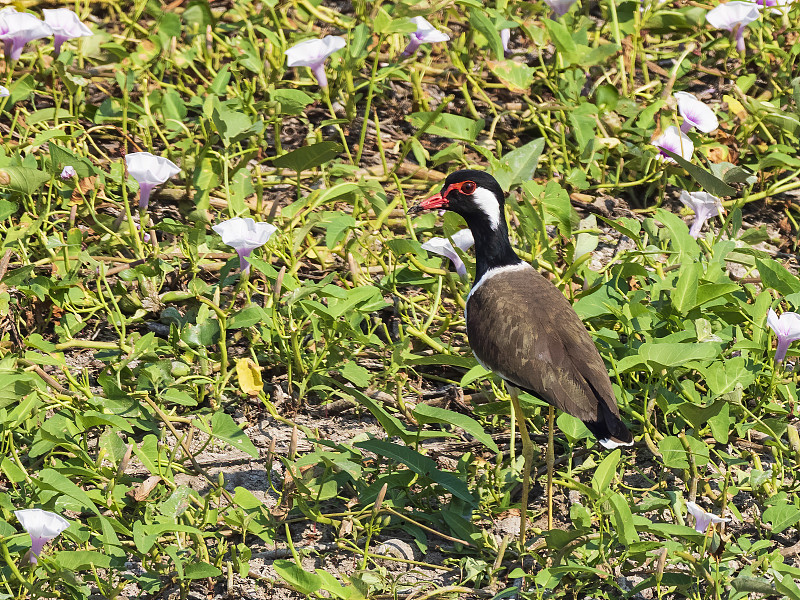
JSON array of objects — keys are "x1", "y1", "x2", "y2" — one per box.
[{"x1": 410, "y1": 170, "x2": 506, "y2": 231}]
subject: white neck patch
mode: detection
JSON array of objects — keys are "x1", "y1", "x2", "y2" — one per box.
[{"x1": 470, "y1": 187, "x2": 502, "y2": 230}]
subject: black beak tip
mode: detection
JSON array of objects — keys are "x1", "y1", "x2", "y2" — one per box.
[{"x1": 407, "y1": 203, "x2": 424, "y2": 215}]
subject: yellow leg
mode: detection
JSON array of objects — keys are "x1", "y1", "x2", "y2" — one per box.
[
  {"x1": 509, "y1": 387, "x2": 534, "y2": 545},
  {"x1": 547, "y1": 405, "x2": 555, "y2": 531}
]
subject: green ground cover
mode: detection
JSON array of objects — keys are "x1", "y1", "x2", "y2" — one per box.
[{"x1": 1, "y1": 0, "x2": 800, "y2": 598}]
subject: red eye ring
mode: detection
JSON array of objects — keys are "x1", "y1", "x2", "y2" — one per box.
[{"x1": 443, "y1": 180, "x2": 477, "y2": 198}]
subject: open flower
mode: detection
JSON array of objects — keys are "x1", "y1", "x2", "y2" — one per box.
[
  {"x1": 686, "y1": 501, "x2": 729, "y2": 533},
  {"x1": 60, "y1": 165, "x2": 76, "y2": 179},
  {"x1": 285, "y1": 35, "x2": 346, "y2": 88},
  {"x1": 652, "y1": 125, "x2": 694, "y2": 162},
  {"x1": 706, "y1": 1, "x2": 761, "y2": 52},
  {"x1": 0, "y1": 85, "x2": 8, "y2": 97},
  {"x1": 674, "y1": 92, "x2": 719, "y2": 133},
  {"x1": 42, "y1": 8, "x2": 92, "y2": 55},
  {"x1": 402, "y1": 17, "x2": 450, "y2": 56},
  {"x1": 767, "y1": 308, "x2": 800, "y2": 364},
  {"x1": 421, "y1": 229, "x2": 474, "y2": 276},
  {"x1": 544, "y1": 0, "x2": 579, "y2": 16},
  {"x1": 14, "y1": 509, "x2": 70, "y2": 563},
  {"x1": 213, "y1": 217, "x2": 278, "y2": 273},
  {"x1": 0, "y1": 8, "x2": 53, "y2": 62},
  {"x1": 679, "y1": 191, "x2": 724, "y2": 238},
  {"x1": 124, "y1": 152, "x2": 180, "y2": 210}
]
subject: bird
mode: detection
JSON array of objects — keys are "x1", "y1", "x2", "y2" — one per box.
[{"x1": 409, "y1": 169, "x2": 632, "y2": 540}]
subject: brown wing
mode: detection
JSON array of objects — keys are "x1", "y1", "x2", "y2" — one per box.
[{"x1": 466, "y1": 266, "x2": 629, "y2": 441}]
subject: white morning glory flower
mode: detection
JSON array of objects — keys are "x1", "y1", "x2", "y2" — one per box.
[
  {"x1": 679, "y1": 190, "x2": 724, "y2": 238},
  {"x1": 652, "y1": 125, "x2": 694, "y2": 162},
  {"x1": 421, "y1": 229, "x2": 475, "y2": 276},
  {"x1": 60, "y1": 165, "x2": 77, "y2": 179},
  {"x1": 0, "y1": 8, "x2": 53, "y2": 62},
  {"x1": 285, "y1": 35, "x2": 346, "y2": 88},
  {"x1": 0, "y1": 85, "x2": 8, "y2": 97},
  {"x1": 674, "y1": 92, "x2": 719, "y2": 133},
  {"x1": 213, "y1": 217, "x2": 278, "y2": 273},
  {"x1": 402, "y1": 17, "x2": 450, "y2": 56},
  {"x1": 686, "y1": 501, "x2": 729, "y2": 533},
  {"x1": 124, "y1": 152, "x2": 181, "y2": 210},
  {"x1": 767, "y1": 308, "x2": 800, "y2": 364},
  {"x1": 42, "y1": 8, "x2": 93, "y2": 55},
  {"x1": 544, "y1": 0, "x2": 579, "y2": 16},
  {"x1": 14, "y1": 509, "x2": 70, "y2": 563},
  {"x1": 706, "y1": 1, "x2": 761, "y2": 51}
]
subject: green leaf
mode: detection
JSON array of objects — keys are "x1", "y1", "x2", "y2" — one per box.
[
  {"x1": 54, "y1": 550, "x2": 112, "y2": 570},
  {"x1": 0, "y1": 167, "x2": 51, "y2": 195},
  {"x1": 413, "y1": 404, "x2": 500, "y2": 454},
  {"x1": 228, "y1": 306, "x2": 266, "y2": 329},
  {"x1": 407, "y1": 113, "x2": 485, "y2": 143},
  {"x1": 658, "y1": 148, "x2": 736, "y2": 197},
  {"x1": 323, "y1": 214, "x2": 356, "y2": 248},
  {"x1": 487, "y1": 60, "x2": 536, "y2": 92},
  {"x1": 755, "y1": 258, "x2": 800, "y2": 296},
  {"x1": 608, "y1": 492, "x2": 640, "y2": 545},
  {"x1": 469, "y1": 8, "x2": 504, "y2": 58},
  {"x1": 673, "y1": 262, "x2": 700, "y2": 314},
  {"x1": 194, "y1": 412, "x2": 258, "y2": 458},
  {"x1": 356, "y1": 439, "x2": 475, "y2": 504},
  {"x1": 273, "y1": 559, "x2": 323, "y2": 595},
  {"x1": 48, "y1": 143, "x2": 96, "y2": 178},
  {"x1": 37, "y1": 468, "x2": 100, "y2": 515},
  {"x1": 543, "y1": 19, "x2": 577, "y2": 64},
  {"x1": 658, "y1": 436, "x2": 688, "y2": 469},
  {"x1": 763, "y1": 503, "x2": 800, "y2": 534},
  {"x1": 638, "y1": 341, "x2": 717, "y2": 369},
  {"x1": 272, "y1": 141, "x2": 343, "y2": 171},
  {"x1": 777, "y1": 573, "x2": 800, "y2": 600},
  {"x1": 491, "y1": 138, "x2": 545, "y2": 192},
  {"x1": 340, "y1": 361, "x2": 371, "y2": 387},
  {"x1": 556, "y1": 412, "x2": 591, "y2": 443},
  {"x1": 184, "y1": 562, "x2": 222, "y2": 579},
  {"x1": 591, "y1": 449, "x2": 620, "y2": 494},
  {"x1": 654, "y1": 208, "x2": 699, "y2": 261},
  {"x1": 272, "y1": 89, "x2": 314, "y2": 116}
]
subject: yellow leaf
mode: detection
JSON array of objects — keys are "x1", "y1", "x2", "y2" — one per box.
[
  {"x1": 235, "y1": 358, "x2": 263, "y2": 396},
  {"x1": 723, "y1": 95, "x2": 747, "y2": 120}
]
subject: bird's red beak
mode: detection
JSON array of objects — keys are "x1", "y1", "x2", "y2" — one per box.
[{"x1": 408, "y1": 192, "x2": 448, "y2": 214}]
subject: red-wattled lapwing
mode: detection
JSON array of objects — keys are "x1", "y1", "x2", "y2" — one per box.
[{"x1": 409, "y1": 170, "x2": 633, "y2": 540}]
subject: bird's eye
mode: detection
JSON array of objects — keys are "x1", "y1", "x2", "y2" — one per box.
[{"x1": 461, "y1": 181, "x2": 476, "y2": 194}]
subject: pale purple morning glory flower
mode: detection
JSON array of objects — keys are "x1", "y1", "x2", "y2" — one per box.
[
  {"x1": 213, "y1": 217, "x2": 278, "y2": 273},
  {"x1": 124, "y1": 152, "x2": 180, "y2": 210},
  {"x1": 42, "y1": 9, "x2": 93, "y2": 55},
  {"x1": 60, "y1": 165, "x2": 76, "y2": 179},
  {"x1": 285, "y1": 35, "x2": 346, "y2": 88},
  {"x1": 421, "y1": 229, "x2": 475, "y2": 276},
  {"x1": 652, "y1": 125, "x2": 694, "y2": 162},
  {"x1": 14, "y1": 509, "x2": 70, "y2": 563},
  {"x1": 402, "y1": 17, "x2": 450, "y2": 56},
  {"x1": 679, "y1": 191, "x2": 724, "y2": 238},
  {"x1": 686, "y1": 501, "x2": 729, "y2": 533},
  {"x1": 500, "y1": 28, "x2": 511, "y2": 55},
  {"x1": 0, "y1": 85, "x2": 8, "y2": 97},
  {"x1": 674, "y1": 92, "x2": 719, "y2": 133},
  {"x1": 0, "y1": 8, "x2": 53, "y2": 62},
  {"x1": 706, "y1": 1, "x2": 761, "y2": 52},
  {"x1": 767, "y1": 308, "x2": 800, "y2": 364},
  {"x1": 544, "y1": 0, "x2": 579, "y2": 16}
]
